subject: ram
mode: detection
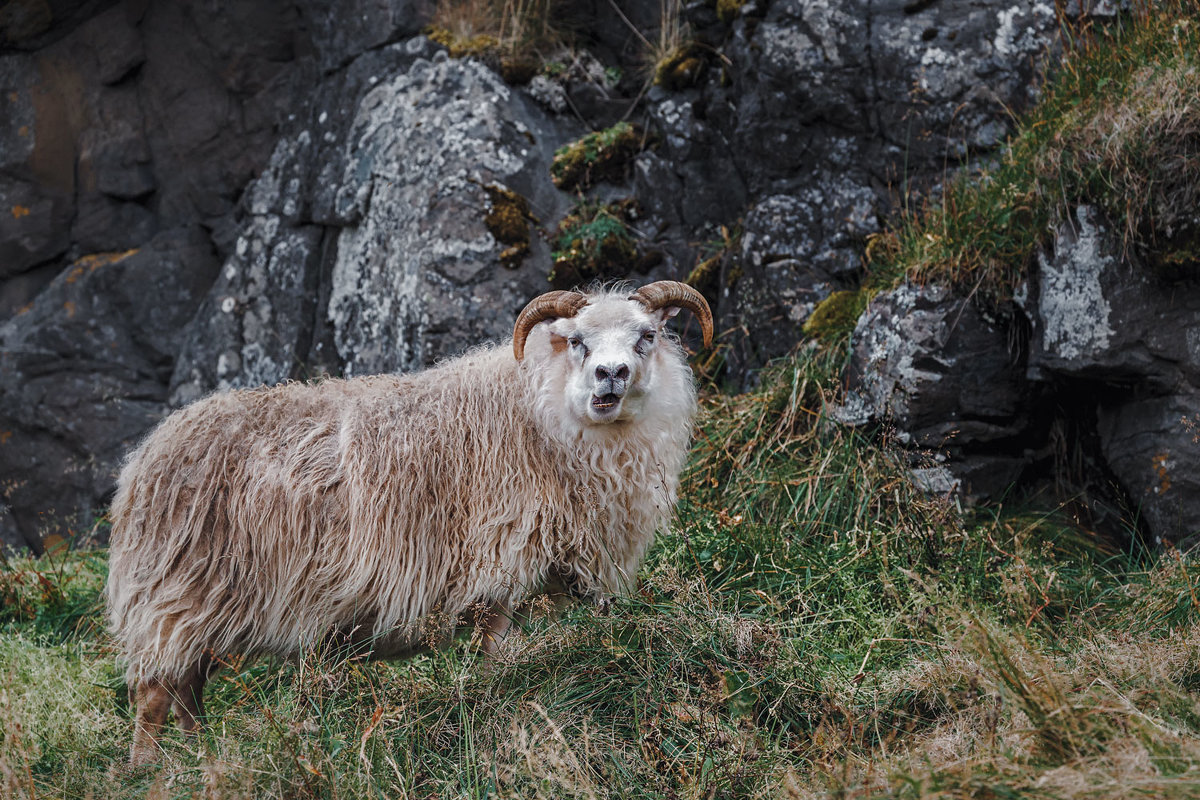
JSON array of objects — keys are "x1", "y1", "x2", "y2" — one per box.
[{"x1": 106, "y1": 280, "x2": 712, "y2": 765}]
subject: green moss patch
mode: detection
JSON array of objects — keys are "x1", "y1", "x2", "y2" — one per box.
[
  {"x1": 550, "y1": 122, "x2": 646, "y2": 192},
  {"x1": 549, "y1": 200, "x2": 641, "y2": 287},
  {"x1": 802, "y1": 289, "x2": 872, "y2": 344}
]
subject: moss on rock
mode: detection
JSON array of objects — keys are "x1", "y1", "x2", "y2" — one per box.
[
  {"x1": 549, "y1": 200, "x2": 639, "y2": 287},
  {"x1": 483, "y1": 184, "x2": 536, "y2": 269},
  {"x1": 802, "y1": 289, "x2": 871, "y2": 343},
  {"x1": 654, "y1": 44, "x2": 706, "y2": 91},
  {"x1": 716, "y1": 0, "x2": 746, "y2": 23},
  {"x1": 550, "y1": 122, "x2": 645, "y2": 192}
]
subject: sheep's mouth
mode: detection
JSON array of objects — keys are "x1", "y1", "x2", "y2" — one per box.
[{"x1": 591, "y1": 393, "x2": 621, "y2": 411}]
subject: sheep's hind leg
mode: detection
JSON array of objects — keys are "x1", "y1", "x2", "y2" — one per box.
[
  {"x1": 172, "y1": 655, "x2": 213, "y2": 733},
  {"x1": 130, "y1": 678, "x2": 172, "y2": 767},
  {"x1": 476, "y1": 600, "x2": 513, "y2": 655}
]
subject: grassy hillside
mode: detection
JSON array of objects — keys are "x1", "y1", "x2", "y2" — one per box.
[
  {"x1": 4, "y1": 344, "x2": 1200, "y2": 799},
  {"x1": 4, "y1": 4, "x2": 1200, "y2": 799}
]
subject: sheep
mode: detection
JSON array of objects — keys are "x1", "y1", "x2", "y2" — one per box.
[{"x1": 105, "y1": 280, "x2": 713, "y2": 766}]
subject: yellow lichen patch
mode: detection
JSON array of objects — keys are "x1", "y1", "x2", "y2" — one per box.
[
  {"x1": 426, "y1": 26, "x2": 500, "y2": 59},
  {"x1": 654, "y1": 44, "x2": 706, "y2": 90},
  {"x1": 716, "y1": 0, "x2": 746, "y2": 23},
  {"x1": 1151, "y1": 452, "x2": 1171, "y2": 495},
  {"x1": 63, "y1": 300, "x2": 76, "y2": 318},
  {"x1": 11, "y1": 205, "x2": 30, "y2": 218},
  {"x1": 17, "y1": 125, "x2": 29, "y2": 137},
  {"x1": 686, "y1": 254, "x2": 721, "y2": 295},
  {"x1": 483, "y1": 184, "x2": 535, "y2": 269},
  {"x1": 0, "y1": 430, "x2": 12, "y2": 445},
  {"x1": 67, "y1": 249, "x2": 139, "y2": 281}
]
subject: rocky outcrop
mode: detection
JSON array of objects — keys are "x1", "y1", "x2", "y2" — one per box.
[
  {"x1": 0, "y1": 228, "x2": 217, "y2": 553},
  {"x1": 842, "y1": 206, "x2": 1200, "y2": 548},
  {"x1": 1032, "y1": 207, "x2": 1200, "y2": 549},
  {"x1": 169, "y1": 40, "x2": 576, "y2": 408},
  {"x1": 837, "y1": 283, "x2": 1033, "y2": 502},
  {"x1": 6, "y1": 0, "x2": 1187, "y2": 553},
  {"x1": 662, "y1": 0, "x2": 1059, "y2": 379}
]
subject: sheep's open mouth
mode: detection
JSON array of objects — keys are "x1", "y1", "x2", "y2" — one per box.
[{"x1": 591, "y1": 393, "x2": 621, "y2": 410}]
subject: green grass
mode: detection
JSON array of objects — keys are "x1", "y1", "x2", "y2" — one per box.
[{"x1": 4, "y1": 342, "x2": 1200, "y2": 799}]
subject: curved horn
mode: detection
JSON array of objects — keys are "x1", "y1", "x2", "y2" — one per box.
[
  {"x1": 630, "y1": 281, "x2": 713, "y2": 348},
  {"x1": 513, "y1": 290, "x2": 588, "y2": 360}
]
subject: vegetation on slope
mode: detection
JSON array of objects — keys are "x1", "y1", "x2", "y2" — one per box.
[
  {"x1": 4, "y1": 343, "x2": 1200, "y2": 799},
  {"x1": 868, "y1": 1, "x2": 1200, "y2": 307},
  {"x1": 4, "y1": 5, "x2": 1200, "y2": 800}
]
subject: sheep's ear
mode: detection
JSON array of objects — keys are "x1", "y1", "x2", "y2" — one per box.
[{"x1": 653, "y1": 306, "x2": 682, "y2": 325}]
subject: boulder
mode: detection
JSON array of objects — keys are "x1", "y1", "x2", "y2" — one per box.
[
  {"x1": 325, "y1": 49, "x2": 575, "y2": 377},
  {"x1": 1098, "y1": 391, "x2": 1200, "y2": 551},
  {"x1": 1029, "y1": 206, "x2": 1200, "y2": 391},
  {"x1": 171, "y1": 40, "x2": 578, "y2": 403},
  {"x1": 0, "y1": 228, "x2": 217, "y2": 552},
  {"x1": 838, "y1": 282, "x2": 1033, "y2": 500},
  {"x1": 1031, "y1": 206, "x2": 1200, "y2": 549}
]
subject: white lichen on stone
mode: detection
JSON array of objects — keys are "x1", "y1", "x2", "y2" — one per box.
[
  {"x1": 1038, "y1": 206, "x2": 1115, "y2": 361},
  {"x1": 911, "y1": 466, "x2": 961, "y2": 496},
  {"x1": 328, "y1": 56, "x2": 528, "y2": 376}
]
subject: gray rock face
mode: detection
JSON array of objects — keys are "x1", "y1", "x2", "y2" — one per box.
[
  {"x1": 645, "y1": 0, "x2": 1059, "y2": 379},
  {"x1": 1098, "y1": 391, "x2": 1200, "y2": 550},
  {"x1": 719, "y1": 183, "x2": 880, "y2": 380},
  {"x1": 169, "y1": 42, "x2": 430, "y2": 406},
  {"x1": 171, "y1": 40, "x2": 575, "y2": 405},
  {"x1": 0, "y1": 228, "x2": 217, "y2": 552},
  {"x1": 838, "y1": 283, "x2": 1032, "y2": 500},
  {"x1": 1030, "y1": 206, "x2": 1200, "y2": 548},
  {"x1": 1031, "y1": 206, "x2": 1200, "y2": 391},
  {"x1": 843, "y1": 205, "x2": 1200, "y2": 547},
  {"x1": 326, "y1": 51, "x2": 571, "y2": 376}
]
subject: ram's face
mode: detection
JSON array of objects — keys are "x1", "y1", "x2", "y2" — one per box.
[{"x1": 547, "y1": 297, "x2": 676, "y2": 425}]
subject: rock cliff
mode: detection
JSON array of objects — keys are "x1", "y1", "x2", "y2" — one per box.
[{"x1": 3, "y1": 0, "x2": 1195, "y2": 553}]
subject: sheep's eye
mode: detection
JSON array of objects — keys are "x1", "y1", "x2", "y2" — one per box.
[
  {"x1": 568, "y1": 336, "x2": 583, "y2": 350},
  {"x1": 641, "y1": 330, "x2": 656, "y2": 343}
]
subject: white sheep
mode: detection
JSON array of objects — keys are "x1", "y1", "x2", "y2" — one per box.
[{"x1": 105, "y1": 280, "x2": 712, "y2": 765}]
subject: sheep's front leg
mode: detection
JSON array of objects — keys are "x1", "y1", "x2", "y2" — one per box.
[
  {"x1": 130, "y1": 678, "x2": 172, "y2": 766},
  {"x1": 475, "y1": 600, "x2": 513, "y2": 655},
  {"x1": 172, "y1": 655, "x2": 213, "y2": 733}
]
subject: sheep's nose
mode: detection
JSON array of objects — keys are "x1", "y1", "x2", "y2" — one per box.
[{"x1": 595, "y1": 363, "x2": 630, "y2": 383}]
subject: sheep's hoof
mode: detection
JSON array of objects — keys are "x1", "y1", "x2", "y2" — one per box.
[{"x1": 128, "y1": 741, "x2": 161, "y2": 769}]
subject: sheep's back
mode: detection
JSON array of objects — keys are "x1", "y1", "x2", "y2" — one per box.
[{"x1": 106, "y1": 374, "x2": 473, "y2": 678}]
